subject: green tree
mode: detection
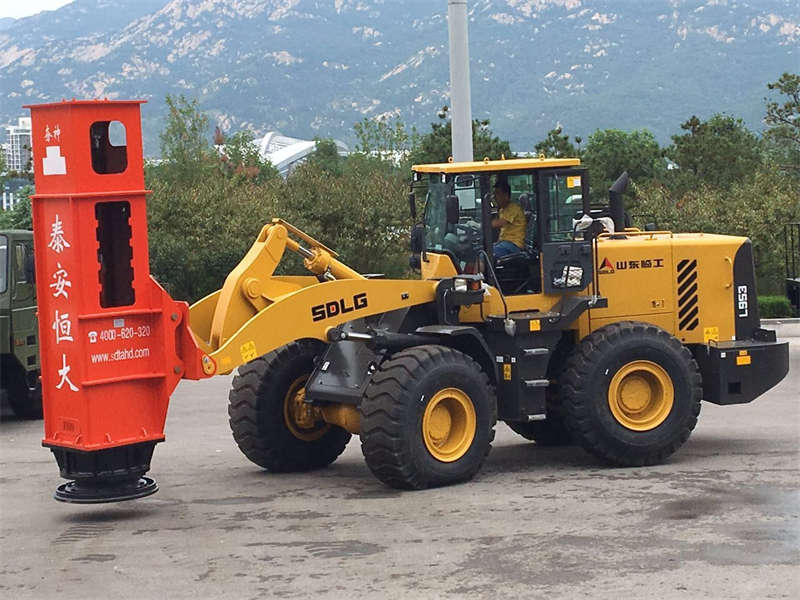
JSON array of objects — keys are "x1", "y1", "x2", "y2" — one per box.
[
  {"x1": 155, "y1": 95, "x2": 213, "y2": 183},
  {"x1": 534, "y1": 127, "x2": 581, "y2": 158},
  {"x1": 581, "y1": 129, "x2": 664, "y2": 199},
  {"x1": 409, "y1": 108, "x2": 513, "y2": 165},
  {"x1": 0, "y1": 186, "x2": 33, "y2": 230},
  {"x1": 763, "y1": 72, "x2": 800, "y2": 173},
  {"x1": 217, "y1": 129, "x2": 280, "y2": 183},
  {"x1": 353, "y1": 116, "x2": 412, "y2": 163},
  {"x1": 306, "y1": 138, "x2": 345, "y2": 177},
  {"x1": 765, "y1": 72, "x2": 800, "y2": 145},
  {"x1": 147, "y1": 173, "x2": 286, "y2": 302},
  {"x1": 283, "y1": 159, "x2": 410, "y2": 276},
  {"x1": 667, "y1": 114, "x2": 762, "y2": 190},
  {"x1": 146, "y1": 126, "x2": 413, "y2": 300}
]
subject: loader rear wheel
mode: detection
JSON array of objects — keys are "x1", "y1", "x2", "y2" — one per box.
[
  {"x1": 228, "y1": 340, "x2": 351, "y2": 472},
  {"x1": 560, "y1": 321, "x2": 701, "y2": 467},
  {"x1": 360, "y1": 345, "x2": 496, "y2": 490}
]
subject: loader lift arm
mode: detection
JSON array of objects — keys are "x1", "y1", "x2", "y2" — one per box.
[{"x1": 188, "y1": 219, "x2": 438, "y2": 374}]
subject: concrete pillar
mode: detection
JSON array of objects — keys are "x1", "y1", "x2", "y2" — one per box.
[{"x1": 447, "y1": 0, "x2": 474, "y2": 162}]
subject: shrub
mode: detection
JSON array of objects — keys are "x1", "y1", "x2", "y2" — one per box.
[{"x1": 758, "y1": 295, "x2": 794, "y2": 318}]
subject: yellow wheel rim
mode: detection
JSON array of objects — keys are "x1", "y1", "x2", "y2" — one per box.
[
  {"x1": 608, "y1": 360, "x2": 674, "y2": 431},
  {"x1": 283, "y1": 375, "x2": 329, "y2": 441},
  {"x1": 421, "y1": 388, "x2": 476, "y2": 462}
]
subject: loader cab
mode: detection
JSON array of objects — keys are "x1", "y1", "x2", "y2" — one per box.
[{"x1": 410, "y1": 158, "x2": 593, "y2": 296}]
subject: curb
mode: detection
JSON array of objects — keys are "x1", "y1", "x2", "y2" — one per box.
[{"x1": 762, "y1": 318, "x2": 800, "y2": 339}]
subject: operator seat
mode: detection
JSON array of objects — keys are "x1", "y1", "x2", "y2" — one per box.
[{"x1": 494, "y1": 193, "x2": 541, "y2": 294}]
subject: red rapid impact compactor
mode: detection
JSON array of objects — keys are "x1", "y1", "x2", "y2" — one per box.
[{"x1": 26, "y1": 100, "x2": 215, "y2": 503}]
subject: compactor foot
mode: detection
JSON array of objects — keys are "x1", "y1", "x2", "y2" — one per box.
[
  {"x1": 49, "y1": 441, "x2": 160, "y2": 504},
  {"x1": 54, "y1": 476, "x2": 158, "y2": 504}
]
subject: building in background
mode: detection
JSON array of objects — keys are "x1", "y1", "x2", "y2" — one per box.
[
  {"x1": 3, "y1": 117, "x2": 32, "y2": 173},
  {"x1": 1, "y1": 117, "x2": 33, "y2": 210},
  {"x1": 255, "y1": 132, "x2": 348, "y2": 177},
  {"x1": 1, "y1": 177, "x2": 31, "y2": 211}
]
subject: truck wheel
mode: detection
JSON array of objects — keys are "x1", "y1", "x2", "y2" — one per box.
[
  {"x1": 507, "y1": 415, "x2": 571, "y2": 446},
  {"x1": 4, "y1": 362, "x2": 42, "y2": 420},
  {"x1": 360, "y1": 345, "x2": 496, "y2": 489},
  {"x1": 10, "y1": 383, "x2": 43, "y2": 420},
  {"x1": 560, "y1": 321, "x2": 701, "y2": 466},
  {"x1": 228, "y1": 339, "x2": 351, "y2": 472}
]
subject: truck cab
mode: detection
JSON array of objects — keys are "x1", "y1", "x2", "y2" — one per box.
[{"x1": 0, "y1": 229, "x2": 41, "y2": 418}]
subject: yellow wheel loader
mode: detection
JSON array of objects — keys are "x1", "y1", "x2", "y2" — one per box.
[
  {"x1": 26, "y1": 98, "x2": 789, "y2": 502},
  {"x1": 188, "y1": 157, "x2": 789, "y2": 490}
]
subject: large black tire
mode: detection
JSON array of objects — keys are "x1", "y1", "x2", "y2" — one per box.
[
  {"x1": 560, "y1": 321, "x2": 701, "y2": 467},
  {"x1": 360, "y1": 345, "x2": 496, "y2": 490},
  {"x1": 3, "y1": 361, "x2": 42, "y2": 420},
  {"x1": 228, "y1": 339, "x2": 351, "y2": 472},
  {"x1": 10, "y1": 384, "x2": 42, "y2": 420}
]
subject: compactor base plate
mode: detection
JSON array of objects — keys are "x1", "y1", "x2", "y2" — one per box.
[{"x1": 54, "y1": 476, "x2": 158, "y2": 504}]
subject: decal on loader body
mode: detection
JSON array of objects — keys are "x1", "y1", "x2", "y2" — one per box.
[{"x1": 311, "y1": 293, "x2": 369, "y2": 322}]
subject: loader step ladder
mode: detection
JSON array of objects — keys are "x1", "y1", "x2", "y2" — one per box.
[
  {"x1": 522, "y1": 348, "x2": 550, "y2": 357},
  {"x1": 523, "y1": 379, "x2": 550, "y2": 388}
]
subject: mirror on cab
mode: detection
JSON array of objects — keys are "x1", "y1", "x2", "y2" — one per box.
[
  {"x1": 408, "y1": 192, "x2": 417, "y2": 220},
  {"x1": 445, "y1": 195, "x2": 460, "y2": 225}
]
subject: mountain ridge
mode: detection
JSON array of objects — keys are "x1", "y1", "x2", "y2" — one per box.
[{"x1": 1, "y1": 0, "x2": 797, "y2": 155}]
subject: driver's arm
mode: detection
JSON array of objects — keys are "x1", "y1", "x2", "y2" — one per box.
[{"x1": 492, "y1": 217, "x2": 509, "y2": 229}]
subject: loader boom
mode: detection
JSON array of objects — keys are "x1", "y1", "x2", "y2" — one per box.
[{"x1": 189, "y1": 219, "x2": 438, "y2": 374}]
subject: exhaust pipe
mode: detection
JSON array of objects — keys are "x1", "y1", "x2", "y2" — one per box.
[{"x1": 609, "y1": 171, "x2": 630, "y2": 233}]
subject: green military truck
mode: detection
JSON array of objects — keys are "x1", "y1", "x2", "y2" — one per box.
[{"x1": 0, "y1": 230, "x2": 42, "y2": 419}]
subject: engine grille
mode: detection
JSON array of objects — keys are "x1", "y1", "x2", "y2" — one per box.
[{"x1": 677, "y1": 259, "x2": 699, "y2": 331}]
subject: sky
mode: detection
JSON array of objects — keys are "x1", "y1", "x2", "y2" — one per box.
[{"x1": 0, "y1": 0, "x2": 74, "y2": 19}]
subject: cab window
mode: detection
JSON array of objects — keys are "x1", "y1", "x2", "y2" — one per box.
[
  {"x1": 14, "y1": 242, "x2": 29, "y2": 284},
  {"x1": 545, "y1": 173, "x2": 584, "y2": 241},
  {"x1": 421, "y1": 173, "x2": 487, "y2": 270},
  {"x1": 506, "y1": 174, "x2": 536, "y2": 204}
]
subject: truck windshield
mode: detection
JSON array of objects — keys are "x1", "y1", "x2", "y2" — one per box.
[
  {"x1": 0, "y1": 234, "x2": 7, "y2": 293},
  {"x1": 420, "y1": 173, "x2": 485, "y2": 270}
]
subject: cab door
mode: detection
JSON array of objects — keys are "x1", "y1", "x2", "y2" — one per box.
[
  {"x1": 11, "y1": 239, "x2": 39, "y2": 376},
  {"x1": 537, "y1": 168, "x2": 594, "y2": 294}
]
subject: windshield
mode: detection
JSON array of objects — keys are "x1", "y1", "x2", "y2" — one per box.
[
  {"x1": 0, "y1": 234, "x2": 7, "y2": 294},
  {"x1": 420, "y1": 173, "x2": 485, "y2": 270}
]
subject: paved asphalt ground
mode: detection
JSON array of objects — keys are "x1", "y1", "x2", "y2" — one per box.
[{"x1": 1, "y1": 341, "x2": 798, "y2": 600}]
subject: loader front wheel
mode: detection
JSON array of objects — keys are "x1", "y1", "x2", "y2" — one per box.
[
  {"x1": 360, "y1": 345, "x2": 496, "y2": 490},
  {"x1": 228, "y1": 340, "x2": 351, "y2": 472},
  {"x1": 560, "y1": 321, "x2": 701, "y2": 467}
]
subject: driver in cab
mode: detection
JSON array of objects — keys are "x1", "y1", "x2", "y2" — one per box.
[{"x1": 491, "y1": 179, "x2": 526, "y2": 257}]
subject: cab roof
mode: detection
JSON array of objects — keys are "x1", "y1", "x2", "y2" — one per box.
[{"x1": 412, "y1": 157, "x2": 581, "y2": 174}]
